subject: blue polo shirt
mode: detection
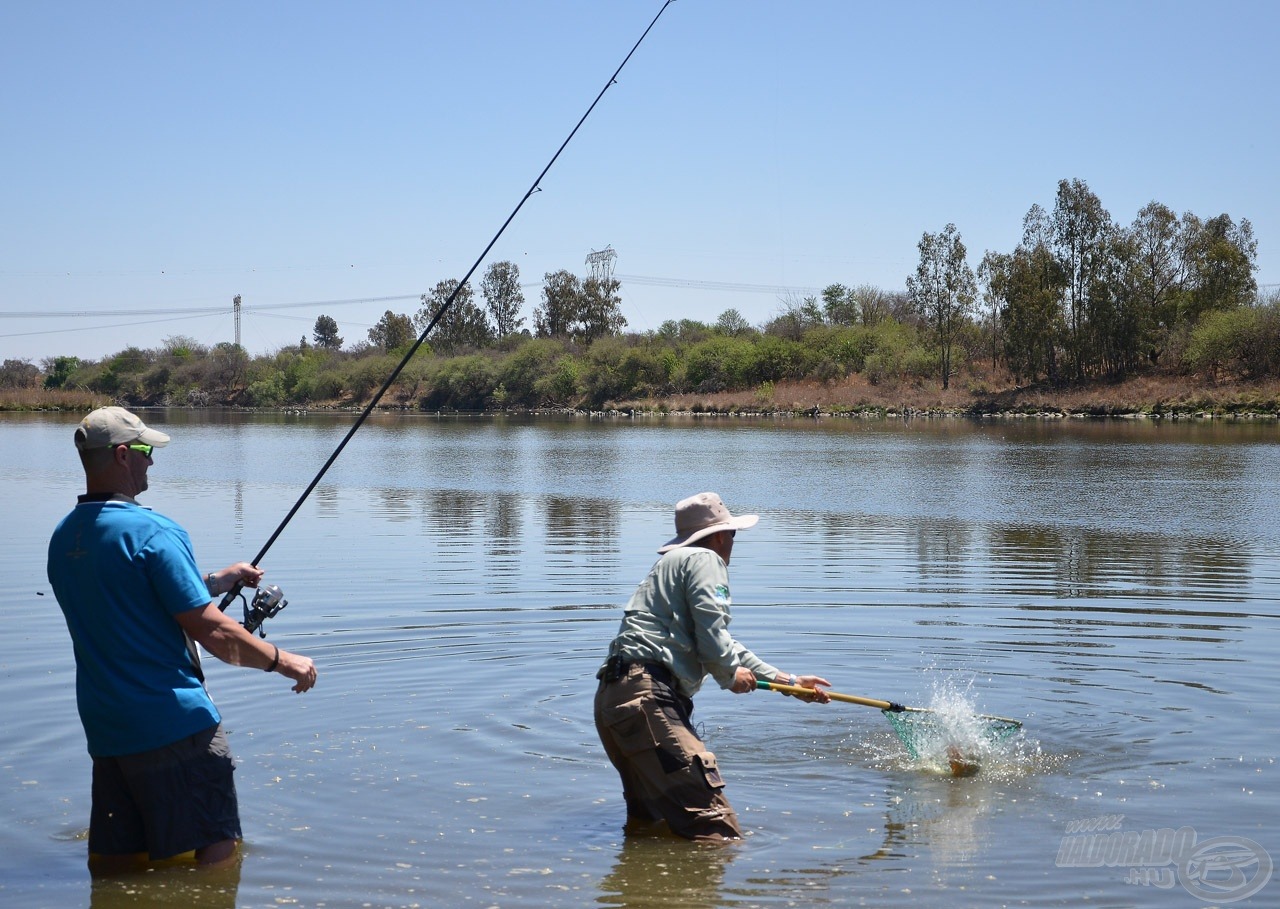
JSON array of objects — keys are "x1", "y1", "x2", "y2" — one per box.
[{"x1": 48, "y1": 497, "x2": 220, "y2": 757}]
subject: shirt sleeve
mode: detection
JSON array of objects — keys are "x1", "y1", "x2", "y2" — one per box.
[
  {"x1": 732, "y1": 641, "x2": 781, "y2": 682},
  {"x1": 142, "y1": 524, "x2": 214, "y2": 615},
  {"x1": 684, "y1": 550, "x2": 780, "y2": 689}
]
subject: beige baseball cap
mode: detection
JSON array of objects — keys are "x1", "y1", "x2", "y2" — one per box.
[
  {"x1": 657, "y1": 492, "x2": 759, "y2": 553},
  {"x1": 73, "y1": 406, "x2": 171, "y2": 451}
]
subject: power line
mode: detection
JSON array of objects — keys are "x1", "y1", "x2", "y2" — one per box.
[
  {"x1": 0, "y1": 293, "x2": 421, "y2": 320},
  {"x1": 0, "y1": 304, "x2": 229, "y2": 319},
  {"x1": 0, "y1": 274, "x2": 825, "y2": 323},
  {"x1": 0, "y1": 312, "x2": 223, "y2": 340},
  {"x1": 615, "y1": 273, "x2": 823, "y2": 296}
]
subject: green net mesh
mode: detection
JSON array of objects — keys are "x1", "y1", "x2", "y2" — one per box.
[{"x1": 881, "y1": 708, "x2": 1022, "y2": 763}]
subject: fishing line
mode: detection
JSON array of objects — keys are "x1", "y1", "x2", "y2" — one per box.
[{"x1": 222, "y1": 1, "x2": 676, "y2": 627}]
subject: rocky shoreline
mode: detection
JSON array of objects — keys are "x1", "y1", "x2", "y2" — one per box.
[
  {"x1": 6, "y1": 373, "x2": 1280, "y2": 422},
  {"x1": 597, "y1": 374, "x2": 1280, "y2": 421}
]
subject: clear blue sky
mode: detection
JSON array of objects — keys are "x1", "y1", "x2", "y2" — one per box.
[{"x1": 2, "y1": 0, "x2": 1276, "y2": 363}]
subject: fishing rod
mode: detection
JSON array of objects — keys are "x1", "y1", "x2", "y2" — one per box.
[{"x1": 222, "y1": 1, "x2": 676, "y2": 634}]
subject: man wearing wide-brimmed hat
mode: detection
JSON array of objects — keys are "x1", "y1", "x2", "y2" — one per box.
[
  {"x1": 47, "y1": 407, "x2": 318, "y2": 871},
  {"x1": 594, "y1": 492, "x2": 830, "y2": 841}
]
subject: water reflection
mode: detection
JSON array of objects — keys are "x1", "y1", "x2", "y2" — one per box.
[
  {"x1": 314, "y1": 483, "x2": 340, "y2": 518},
  {"x1": 88, "y1": 856, "x2": 241, "y2": 909},
  {"x1": 232, "y1": 479, "x2": 244, "y2": 542},
  {"x1": 488, "y1": 493, "x2": 521, "y2": 544},
  {"x1": 989, "y1": 524, "x2": 1254, "y2": 603},
  {"x1": 864, "y1": 777, "x2": 992, "y2": 868},
  {"x1": 912, "y1": 520, "x2": 974, "y2": 585},
  {"x1": 597, "y1": 837, "x2": 733, "y2": 908},
  {"x1": 545, "y1": 495, "x2": 618, "y2": 551}
]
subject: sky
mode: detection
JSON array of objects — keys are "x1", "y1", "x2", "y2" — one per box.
[{"x1": 2, "y1": 0, "x2": 1277, "y2": 364}]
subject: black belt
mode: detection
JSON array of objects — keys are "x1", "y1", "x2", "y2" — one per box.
[
  {"x1": 598, "y1": 654, "x2": 674, "y2": 686},
  {"x1": 636, "y1": 661, "x2": 673, "y2": 686}
]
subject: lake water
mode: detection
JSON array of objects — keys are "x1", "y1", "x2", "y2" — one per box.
[{"x1": 2, "y1": 410, "x2": 1277, "y2": 908}]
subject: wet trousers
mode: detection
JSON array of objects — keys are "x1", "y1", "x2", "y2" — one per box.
[{"x1": 594, "y1": 661, "x2": 742, "y2": 841}]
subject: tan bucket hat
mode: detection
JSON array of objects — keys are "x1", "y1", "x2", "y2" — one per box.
[
  {"x1": 657, "y1": 492, "x2": 759, "y2": 553},
  {"x1": 74, "y1": 406, "x2": 171, "y2": 451}
]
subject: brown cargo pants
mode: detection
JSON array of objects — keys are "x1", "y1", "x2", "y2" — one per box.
[{"x1": 594, "y1": 661, "x2": 743, "y2": 841}]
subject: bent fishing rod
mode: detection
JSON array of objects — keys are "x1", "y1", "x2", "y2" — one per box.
[{"x1": 222, "y1": 1, "x2": 676, "y2": 634}]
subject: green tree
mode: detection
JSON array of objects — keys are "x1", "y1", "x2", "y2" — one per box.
[
  {"x1": 1050, "y1": 178, "x2": 1114, "y2": 379},
  {"x1": 746, "y1": 335, "x2": 809, "y2": 384},
  {"x1": 821, "y1": 284, "x2": 859, "y2": 325},
  {"x1": 979, "y1": 205, "x2": 1067, "y2": 384},
  {"x1": 535, "y1": 270, "x2": 580, "y2": 338},
  {"x1": 975, "y1": 253, "x2": 1006, "y2": 369},
  {"x1": 579, "y1": 335, "x2": 632, "y2": 406},
  {"x1": 1087, "y1": 231, "x2": 1145, "y2": 377},
  {"x1": 205, "y1": 342, "x2": 249, "y2": 393},
  {"x1": 807, "y1": 324, "x2": 876, "y2": 376},
  {"x1": 852, "y1": 284, "x2": 894, "y2": 326},
  {"x1": 715, "y1": 309, "x2": 752, "y2": 336},
  {"x1": 537, "y1": 354, "x2": 582, "y2": 404},
  {"x1": 480, "y1": 260, "x2": 526, "y2": 338},
  {"x1": 682, "y1": 336, "x2": 755, "y2": 391},
  {"x1": 1127, "y1": 201, "x2": 1190, "y2": 359},
  {"x1": 368, "y1": 310, "x2": 415, "y2": 351},
  {"x1": 657, "y1": 319, "x2": 712, "y2": 342},
  {"x1": 41, "y1": 355, "x2": 82, "y2": 389},
  {"x1": 765, "y1": 294, "x2": 824, "y2": 340},
  {"x1": 160, "y1": 335, "x2": 206, "y2": 359},
  {"x1": 0, "y1": 358, "x2": 40, "y2": 388},
  {"x1": 313, "y1": 314, "x2": 343, "y2": 350},
  {"x1": 1184, "y1": 213, "x2": 1257, "y2": 321},
  {"x1": 1182, "y1": 307, "x2": 1256, "y2": 380},
  {"x1": 421, "y1": 354, "x2": 498, "y2": 410},
  {"x1": 576, "y1": 276, "x2": 626, "y2": 342},
  {"x1": 862, "y1": 319, "x2": 933, "y2": 386},
  {"x1": 906, "y1": 223, "x2": 976, "y2": 389},
  {"x1": 417, "y1": 280, "x2": 493, "y2": 353},
  {"x1": 496, "y1": 337, "x2": 567, "y2": 406}
]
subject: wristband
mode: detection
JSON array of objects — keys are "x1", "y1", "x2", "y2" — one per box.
[{"x1": 265, "y1": 644, "x2": 279, "y2": 673}]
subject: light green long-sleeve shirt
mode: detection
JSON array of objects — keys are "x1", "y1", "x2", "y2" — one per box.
[{"x1": 603, "y1": 546, "x2": 780, "y2": 698}]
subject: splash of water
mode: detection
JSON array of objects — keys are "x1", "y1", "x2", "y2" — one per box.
[{"x1": 881, "y1": 676, "x2": 1024, "y2": 777}]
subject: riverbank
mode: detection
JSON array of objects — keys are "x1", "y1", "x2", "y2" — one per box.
[
  {"x1": 622, "y1": 373, "x2": 1280, "y2": 419},
  {"x1": 5, "y1": 372, "x2": 1280, "y2": 419}
]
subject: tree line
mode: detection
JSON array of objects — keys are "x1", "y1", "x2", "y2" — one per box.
[
  {"x1": 910, "y1": 178, "x2": 1262, "y2": 388},
  {"x1": 3, "y1": 178, "x2": 1272, "y2": 410}
]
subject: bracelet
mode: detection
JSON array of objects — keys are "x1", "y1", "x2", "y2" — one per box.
[
  {"x1": 265, "y1": 644, "x2": 279, "y2": 673},
  {"x1": 789, "y1": 674, "x2": 798, "y2": 687},
  {"x1": 206, "y1": 572, "x2": 216, "y2": 593}
]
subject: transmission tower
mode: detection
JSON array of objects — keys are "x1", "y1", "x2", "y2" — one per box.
[
  {"x1": 585, "y1": 245, "x2": 617, "y2": 283},
  {"x1": 233, "y1": 294, "x2": 242, "y2": 348}
]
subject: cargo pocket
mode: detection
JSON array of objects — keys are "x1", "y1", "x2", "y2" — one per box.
[
  {"x1": 694, "y1": 751, "x2": 725, "y2": 790},
  {"x1": 186, "y1": 746, "x2": 241, "y2": 845},
  {"x1": 603, "y1": 698, "x2": 660, "y2": 756}
]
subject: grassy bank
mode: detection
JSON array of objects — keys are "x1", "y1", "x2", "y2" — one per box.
[
  {"x1": 633, "y1": 372, "x2": 1280, "y2": 419},
  {"x1": 7, "y1": 371, "x2": 1280, "y2": 420},
  {"x1": 0, "y1": 388, "x2": 109, "y2": 412}
]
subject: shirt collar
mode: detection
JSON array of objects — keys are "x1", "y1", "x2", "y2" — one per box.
[{"x1": 77, "y1": 492, "x2": 138, "y2": 505}]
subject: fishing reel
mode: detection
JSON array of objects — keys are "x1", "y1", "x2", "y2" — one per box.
[{"x1": 243, "y1": 583, "x2": 288, "y2": 636}]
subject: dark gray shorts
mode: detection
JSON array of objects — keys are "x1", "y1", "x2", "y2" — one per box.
[{"x1": 89, "y1": 723, "x2": 241, "y2": 859}]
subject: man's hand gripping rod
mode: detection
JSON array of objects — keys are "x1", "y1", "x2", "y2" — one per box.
[{"x1": 219, "y1": 583, "x2": 288, "y2": 637}]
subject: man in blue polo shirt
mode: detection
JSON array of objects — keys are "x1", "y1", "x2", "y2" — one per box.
[{"x1": 48, "y1": 406, "x2": 318, "y2": 871}]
